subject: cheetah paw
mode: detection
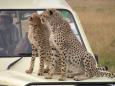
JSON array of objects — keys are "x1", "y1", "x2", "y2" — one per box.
[
  {"x1": 44, "y1": 68, "x2": 49, "y2": 73},
  {"x1": 58, "y1": 77, "x2": 65, "y2": 81},
  {"x1": 74, "y1": 78, "x2": 80, "y2": 81},
  {"x1": 73, "y1": 76, "x2": 80, "y2": 81},
  {"x1": 67, "y1": 74, "x2": 74, "y2": 78},
  {"x1": 45, "y1": 75, "x2": 52, "y2": 79},
  {"x1": 37, "y1": 72, "x2": 43, "y2": 76},
  {"x1": 25, "y1": 70, "x2": 32, "y2": 74}
]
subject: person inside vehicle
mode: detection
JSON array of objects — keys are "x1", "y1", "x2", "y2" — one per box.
[
  {"x1": 0, "y1": 11, "x2": 20, "y2": 56},
  {"x1": 14, "y1": 32, "x2": 32, "y2": 56}
]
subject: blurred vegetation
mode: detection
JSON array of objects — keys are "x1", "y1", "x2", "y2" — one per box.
[{"x1": 67, "y1": 0, "x2": 115, "y2": 72}]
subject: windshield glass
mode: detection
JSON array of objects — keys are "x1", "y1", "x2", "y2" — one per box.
[{"x1": 0, "y1": 9, "x2": 83, "y2": 57}]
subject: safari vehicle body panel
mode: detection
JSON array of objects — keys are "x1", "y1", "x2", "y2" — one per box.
[{"x1": 0, "y1": 0, "x2": 114, "y2": 86}]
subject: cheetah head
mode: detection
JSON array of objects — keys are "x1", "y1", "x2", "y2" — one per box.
[
  {"x1": 28, "y1": 13, "x2": 41, "y2": 26},
  {"x1": 40, "y1": 9, "x2": 58, "y2": 24}
]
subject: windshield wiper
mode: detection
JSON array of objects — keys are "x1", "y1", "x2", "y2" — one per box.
[
  {"x1": 7, "y1": 53, "x2": 32, "y2": 70},
  {"x1": 7, "y1": 57, "x2": 23, "y2": 70}
]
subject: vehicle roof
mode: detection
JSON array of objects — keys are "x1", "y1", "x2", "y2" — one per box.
[{"x1": 0, "y1": 0, "x2": 72, "y2": 10}]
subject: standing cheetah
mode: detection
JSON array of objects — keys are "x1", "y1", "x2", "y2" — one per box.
[
  {"x1": 25, "y1": 13, "x2": 63, "y2": 75},
  {"x1": 25, "y1": 13, "x2": 52, "y2": 75},
  {"x1": 40, "y1": 9, "x2": 115, "y2": 81}
]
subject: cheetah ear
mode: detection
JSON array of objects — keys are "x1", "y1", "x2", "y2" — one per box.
[
  {"x1": 49, "y1": 10, "x2": 53, "y2": 15},
  {"x1": 48, "y1": 9, "x2": 56, "y2": 15}
]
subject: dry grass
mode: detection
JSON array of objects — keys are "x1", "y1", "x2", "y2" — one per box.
[{"x1": 67, "y1": 0, "x2": 115, "y2": 72}]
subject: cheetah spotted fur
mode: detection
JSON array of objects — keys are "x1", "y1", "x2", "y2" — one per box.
[
  {"x1": 40, "y1": 9, "x2": 115, "y2": 81},
  {"x1": 25, "y1": 13, "x2": 52, "y2": 75}
]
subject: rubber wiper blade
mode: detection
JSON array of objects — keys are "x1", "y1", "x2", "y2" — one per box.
[{"x1": 7, "y1": 57, "x2": 23, "y2": 70}]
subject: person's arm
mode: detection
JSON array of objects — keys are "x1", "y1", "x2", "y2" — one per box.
[
  {"x1": 14, "y1": 33, "x2": 32, "y2": 56},
  {"x1": 11, "y1": 24, "x2": 20, "y2": 44},
  {"x1": 7, "y1": 24, "x2": 20, "y2": 55}
]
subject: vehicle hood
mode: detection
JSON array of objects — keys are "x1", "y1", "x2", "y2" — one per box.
[{"x1": 0, "y1": 57, "x2": 114, "y2": 86}]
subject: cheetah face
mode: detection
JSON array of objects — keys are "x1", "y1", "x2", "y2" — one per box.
[
  {"x1": 28, "y1": 13, "x2": 41, "y2": 26},
  {"x1": 40, "y1": 9, "x2": 56, "y2": 24}
]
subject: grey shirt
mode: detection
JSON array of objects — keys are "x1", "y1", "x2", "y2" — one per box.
[{"x1": 0, "y1": 24, "x2": 19, "y2": 56}]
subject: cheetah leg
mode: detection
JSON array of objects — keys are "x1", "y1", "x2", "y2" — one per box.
[
  {"x1": 44, "y1": 46, "x2": 57, "y2": 74},
  {"x1": 44, "y1": 66, "x2": 49, "y2": 73},
  {"x1": 67, "y1": 73, "x2": 80, "y2": 78},
  {"x1": 51, "y1": 46, "x2": 61, "y2": 75},
  {"x1": 67, "y1": 71, "x2": 85, "y2": 78},
  {"x1": 67, "y1": 73, "x2": 74, "y2": 78},
  {"x1": 37, "y1": 48, "x2": 46, "y2": 76},
  {"x1": 54, "y1": 42, "x2": 67, "y2": 81},
  {"x1": 25, "y1": 44, "x2": 37, "y2": 74},
  {"x1": 74, "y1": 74, "x2": 91, "y2": 81},
  {"x1": 45, "y1": 42, "x2": 67, "y2": 80},
  {"x1": 45, "y1": 54, "x2": 55, "y2": 79},
  {"x1": 73, "y1": 68, "x2": 93, "y2": 81},
  {"x1": 58, "y1": 51, "x2": 67, "y2": 81},
  {"x1": 45, "y1": 41, "x2": 61, "y2": 78},
  {"x1": 73, "y1": 66, "x2": 92, "y2": 80},
  {"x1": 74, "y1": 55, "x2": 93, "y2": 80},
  {"x1": 45, "y1": 46, "x2": 55, "y2": 79}
]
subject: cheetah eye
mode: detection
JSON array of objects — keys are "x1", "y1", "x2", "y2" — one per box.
[{"x1": 29, "y1": 16, "x2": 33, "y2": 21}]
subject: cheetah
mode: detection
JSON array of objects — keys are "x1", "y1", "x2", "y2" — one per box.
[
  {"x1": 25, "y1": 12, "x2": 110, "y2": 79},
  {"x1": 40, "y1": 9, "x2": 115, "y2": 81},
  {"x1": 25, "y1": 13, "x2": 53, "y2": 75},
  {"x1": 25, "y1": 13, "x2": 63, "y2": 75}
]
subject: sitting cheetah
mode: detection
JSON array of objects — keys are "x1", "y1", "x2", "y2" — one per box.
[
  {"x1": 25, "y1": 13, "x2": 53, "y2": 75},
  {"x1": 40, "y1": 9, "x2": 115, "y2": 81},
  {"x1": 25, "y1": 13, "x2": 107, "y2": 77}
]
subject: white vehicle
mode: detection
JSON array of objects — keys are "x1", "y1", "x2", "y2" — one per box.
[{"x1": 0, "y1": 0, "x2": 114, "y2": 86}]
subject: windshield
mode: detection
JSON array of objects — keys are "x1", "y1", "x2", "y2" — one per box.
[{"x1": 0, "y1": 9, "x2": 83, "y2": 57}]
